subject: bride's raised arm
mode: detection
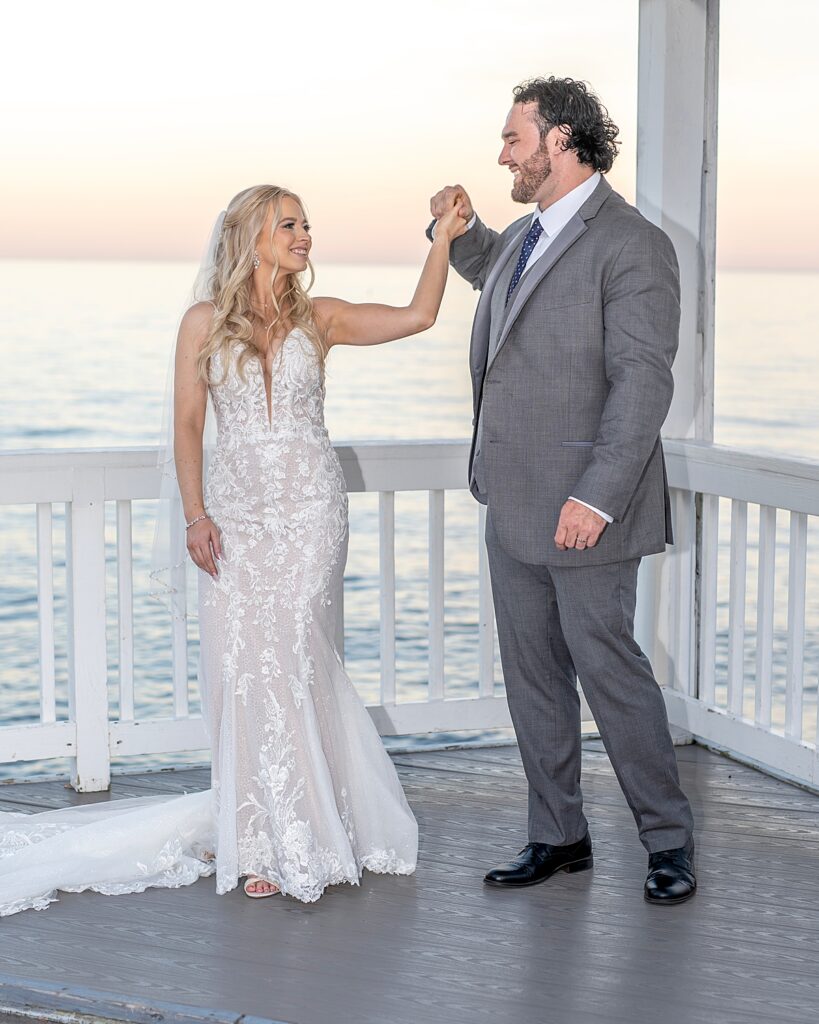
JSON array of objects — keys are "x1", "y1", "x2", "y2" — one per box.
[{"x1": 313, "y1": 198, "x2": 467, "y2": 348}]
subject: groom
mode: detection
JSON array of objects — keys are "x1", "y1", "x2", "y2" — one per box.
[{"x1": 429, "y1": 77, "x2": 696, "y2": 904}]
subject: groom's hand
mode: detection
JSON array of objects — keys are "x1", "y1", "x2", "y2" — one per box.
[
  {"x1": 430, "y1": 184, "x2": 473, "y2": 223},
  {"x1": 554, "y1": 500, "x2": 606, "y2": 551}
]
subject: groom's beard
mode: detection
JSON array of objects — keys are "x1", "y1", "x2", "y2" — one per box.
[{"x1": 511, "y1": 140, "x2": 552, "y2": 203}]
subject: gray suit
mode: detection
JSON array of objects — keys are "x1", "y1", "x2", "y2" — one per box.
[{"x1": 437, "y1": 177, "x2": 694, "y2": 853}]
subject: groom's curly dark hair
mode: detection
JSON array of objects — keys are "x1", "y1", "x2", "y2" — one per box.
[{"x1": 513, "y1": 77, "x2": 620, "y2": 173}]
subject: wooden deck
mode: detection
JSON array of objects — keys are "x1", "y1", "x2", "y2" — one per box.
[{"x1": 0, "y1": 741, "x2": 818, "y2": 1024}]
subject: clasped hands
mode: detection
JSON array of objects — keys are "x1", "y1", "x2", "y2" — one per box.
[{"x1": 430, "y1": 184, "x2": 473, "y2": 242}]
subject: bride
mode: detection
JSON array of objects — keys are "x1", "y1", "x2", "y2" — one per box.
[{"x1": 0, "y1": 185, "x2": 467, "y2": 914}]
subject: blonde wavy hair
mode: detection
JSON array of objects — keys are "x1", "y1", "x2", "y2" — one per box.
[{"x1": 194, "y1": 185, "x2": 326, "y2": 384}]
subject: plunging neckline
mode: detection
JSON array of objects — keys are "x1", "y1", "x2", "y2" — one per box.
[{"x1": 254, "y1": 328, "x2": 299, "y2": 428}]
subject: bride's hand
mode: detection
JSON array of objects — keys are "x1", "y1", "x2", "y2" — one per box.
[
  {"x1": 187, "y1": 518, "x2": 222, "y2": 577},
  {"x1": 435, "y1": 196, "x2": 469, "y2": 243}
]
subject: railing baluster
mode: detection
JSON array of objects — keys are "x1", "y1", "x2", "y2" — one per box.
[
  {"x1": 332, "y1": 568, "x2": 345, "y2": 665},
  {"x1": 478, "y1": 504, "x2": 494, "y2": 698},
  {"x1": 673, "y1": 489, "x2": 696, "y2": 694},
  {"x1": 64, "y1": 502, "x2": 76, "y2": 707},
  {"x1": 170, "y1": 512, "x2": 189, "y2": 719},
  {"x1": 116, "y1": 500, "x2": 135, "y2": 722},
  {"x1": 785, "y1": 512, "x2": 807, "y2": 740},
  {"x1": 727, "y1": 500, "x2": 748, "y2": 717},
  {"x1": 428, "y1": 490, "x2": 445, "y2": 701},
  {"x1": 698, "y1": 493, "x2": 719, "y2": 705},
  {"x1": 379, "y1": 491, "x2": 396, "y2": 705},
  {"x1": 36, "y1": 502, "x2": 56, "y2": 723},
  {"x1": 755, "y1": 505, "x2": 776, "y2": 728},
  {"x1": 66, "y1": 472, "x2": 110, "y2": 792},
  {"x1": 815, "y1": 679, "x2": 819, "y2": 749}
]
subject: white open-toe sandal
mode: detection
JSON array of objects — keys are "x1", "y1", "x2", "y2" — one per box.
[{"x1": 243, "y1": 875, "x2": 280, "y2": 899}]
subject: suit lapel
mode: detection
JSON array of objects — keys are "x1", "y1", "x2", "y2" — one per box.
[
  {"x1": 485, "y1": 176, "x2": 614, "y2": 373},
  {"x1": 486, "y1": 213, "x2": 587, "y2": 373},
  {"x1": 469, "y1": 223, "x2": 529, "y2": 380}
]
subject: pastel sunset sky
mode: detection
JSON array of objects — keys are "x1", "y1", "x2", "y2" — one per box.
[{"x1": 2, "y1": 0, "x2": 817, "y2": 269}]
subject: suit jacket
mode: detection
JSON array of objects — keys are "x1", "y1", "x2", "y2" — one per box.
[{"x1": 432, "y1": 176, "x2": 679, "y2": 566}]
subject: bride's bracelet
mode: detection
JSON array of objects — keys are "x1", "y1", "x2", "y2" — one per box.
[{"x1": 185, "y1": 513, "x2": 210, "y2": 530}]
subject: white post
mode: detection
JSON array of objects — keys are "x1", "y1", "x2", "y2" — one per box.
[
  {"x1": 635, "y1": 0, "x2": 719, "y2": 695},
  {"x1": 637, "y1": 0, "x2": 719, "y2": 438},
  {"x1": 67, "y1": 469, "x2": 111, "y2": 791}
]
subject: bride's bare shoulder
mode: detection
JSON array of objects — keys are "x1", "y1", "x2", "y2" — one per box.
[
  {"x1": 311, "y1": 297, "x2": 345, "y2": 318},
  {"x1": 311, "y1": 296, "x2": 346, "y2": 344},
  {"x1": 177, "y1": 301, "x2": 215, "y2": 349},
  {"x1": 182, "y1": 301, "x2": 216, "y2": 328}
]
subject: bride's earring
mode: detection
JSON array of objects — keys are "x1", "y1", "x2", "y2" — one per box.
[{"x1": 252, "y1": 250, "x2": 261, "y2": 270}]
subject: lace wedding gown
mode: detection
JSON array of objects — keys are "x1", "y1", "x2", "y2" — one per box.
[{"x1": 0, "y1": 329, "x2": 418, "y2": 916}]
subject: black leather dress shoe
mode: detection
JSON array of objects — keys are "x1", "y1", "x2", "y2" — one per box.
[
  {"x1": 644, "y1": 840, "x2": 696, "y2": 905},
  {"x1": 484, "y1": 835, "x2": 593, "y2": 887}
]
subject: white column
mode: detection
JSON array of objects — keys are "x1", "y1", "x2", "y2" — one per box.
[
  {"x1": 634, "y1": 0, "x2": 719, "y2": 695},
  {"x1": 637, "y1": 0, "x2": 719, "y2": 441}
]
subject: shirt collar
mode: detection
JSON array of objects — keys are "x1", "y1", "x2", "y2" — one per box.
[{"x1": 531, "y1": 172, "x2": 601, "y2": 236}]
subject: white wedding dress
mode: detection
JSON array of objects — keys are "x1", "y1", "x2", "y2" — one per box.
[{"x1": 0, "y1": 329, "x2": 418, "y2": 916}]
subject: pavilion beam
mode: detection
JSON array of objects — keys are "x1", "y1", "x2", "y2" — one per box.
[{"x1": 633, "y1": 0, "x2": 719, "y2": 698}]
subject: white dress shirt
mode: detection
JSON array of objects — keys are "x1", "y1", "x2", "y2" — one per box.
[
  {"x1": 458, "y1": 172, "x2": 613, "y2": 524},
  {"x1": 507, "y1": 171, "x2": 601, "y2": 271}
]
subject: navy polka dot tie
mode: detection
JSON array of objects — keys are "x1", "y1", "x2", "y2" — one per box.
[{"x1": 506, "y1": 219, "x2": 544, "y2": 305}]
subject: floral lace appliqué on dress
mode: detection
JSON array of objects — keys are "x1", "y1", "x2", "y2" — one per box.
[{"x1": 0, "y1": 330, "x2": 417, "y2": 916}]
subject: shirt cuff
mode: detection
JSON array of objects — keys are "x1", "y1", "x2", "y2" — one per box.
[
  {"x1": 431, "y1": 213, "x2": 476, "y2": 238},
  {"x1": 568, "y1": 496, "x2": 613, "y2": 524}
]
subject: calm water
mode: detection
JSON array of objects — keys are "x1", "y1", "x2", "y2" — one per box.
[{"x1": 1, "y1": 261, "x2": 817, "y2": 778}]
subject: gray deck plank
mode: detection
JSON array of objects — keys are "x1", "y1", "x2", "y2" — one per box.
[{"x1": 0, "y1": 741, "x2": 817, "y2": 1024}]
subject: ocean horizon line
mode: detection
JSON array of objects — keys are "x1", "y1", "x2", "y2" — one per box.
[{"x1": 1, "y1": 255, "x2": 817, "y2": 275}]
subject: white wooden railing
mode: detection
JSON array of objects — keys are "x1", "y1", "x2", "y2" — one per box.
[
  {"x1": 0, "y1": 442, "x2": 528, "y2": 791},
  {"x1": 1, "y1": 440, "x2": 817, "y2": 793},
  {"x1": 657, "y1": 441, "x2": 819, "y2": 790}
]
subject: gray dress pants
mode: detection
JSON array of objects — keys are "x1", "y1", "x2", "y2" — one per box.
[{"x1": 485, "y1": 514, "x2": 694, "y2": 854}]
